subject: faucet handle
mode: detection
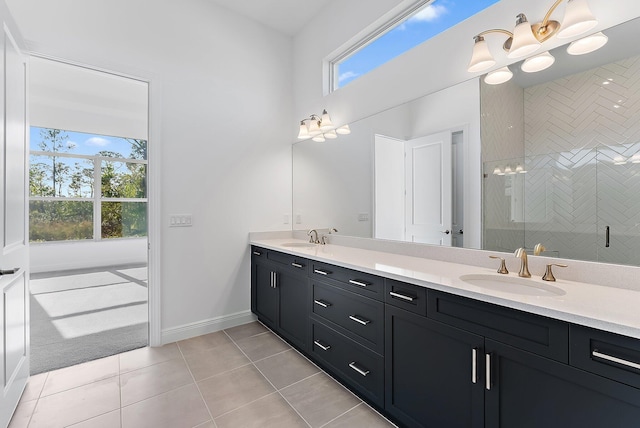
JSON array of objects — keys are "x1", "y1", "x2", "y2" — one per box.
[
  {"x1": 542, "y1": 263, "x2": 568, "y2": 282},
  {"x1": 534, "y1": 243, "x2": 546, "y2": 256},
  {"x1": 489, "y1": 255, "x2": 509, "y2": 274}
]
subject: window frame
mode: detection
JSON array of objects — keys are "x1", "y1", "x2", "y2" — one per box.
[
  {"x1": 29, "y1": 149, "x2": 149, "y2": 243},
  {"x1": 328, "y1": 0, "x2": 435, "y2": 93}
]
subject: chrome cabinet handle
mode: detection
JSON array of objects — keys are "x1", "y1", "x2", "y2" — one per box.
[
  {"x1": 314, "y1": 269, "x2": 329, "y2": 276},
  {"x1": 314, "y1": 340, "x2": 331, "y2": 351},
  {"x1": 593, "y1": 350, "x2": 640, "y2": 370},
  {"x1": 314, "y1": 300, "x2": 331, "y2": 308},
  {"x1": 349, "y1": 362, "x2": 370, "y2": 377},
  {"x1": 472, "y1": 348, "x2": 478, "y2": 384},
  {"x1": 349, "y1": 315, "x2": 371, "y2": 326},
  {"x1": 252, "y1": 251, "x2": 262, "y2": 256},
  {"x1": 270, "y1": 272, "x2": 273, "y2": 288},
  {"x1": 348, "y1": 279, "x2": 369, "y2": 287},
  {"x1": 291, "y1": 262, "x2": 303, "y2": 268},
  {"x1": 389, "y1": 291, "x2": 415, "y2": 302},
  {"x1": 485, "y1": 353, "x2": 492, "y2": 391},
  {"x1": 270, "y1": 272, "x2": 277, "y2": 288}
]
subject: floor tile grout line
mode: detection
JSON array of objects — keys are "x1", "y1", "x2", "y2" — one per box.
[
  {"x1": 177, "y1": 340, "x2": 218, "y2": 428},
  {"x1": 318, "y1": 402, "x2": 363, "y2": 428},
  {"x1": 222, "y1": 329, "x2": 313, "y2": 428}
]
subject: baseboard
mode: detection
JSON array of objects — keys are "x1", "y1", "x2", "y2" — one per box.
[{"x1": 160, "y1": 310, "x2": 257, "y2": 345}]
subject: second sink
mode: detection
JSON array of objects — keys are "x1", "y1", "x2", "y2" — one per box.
[{"x1": 459, "y1": 274, "x2": 566, "y2": 297}]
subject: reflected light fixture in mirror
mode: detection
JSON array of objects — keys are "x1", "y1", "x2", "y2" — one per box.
[
  {"x1": 297, "y1": 109, "x2": 350, "y2": 142},
  {"x1": 567, "y1": 31, "x2": 608, "y2": 55},
  {"x1": 484, "y1": 66, "x2": 513, "y2": 85},
  {"x1": 467, "y1": 0, "x2": 600, "y2": 84},
  {"x1": 521, "y1": 51, "x2": 556, "y2": 72}
]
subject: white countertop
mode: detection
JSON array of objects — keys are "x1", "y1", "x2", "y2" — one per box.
[{"x1": 251, "y1": 237, "x2": 640, "y2": 340}]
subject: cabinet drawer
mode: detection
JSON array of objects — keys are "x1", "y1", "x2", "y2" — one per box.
[
  {"x1": 311, "y1": 281, "x2": 384, "y2": 354},
  {"x1": 429, "y1": 290, "x2": 568, "y2": 362},
  {"x1": 385, "y1": 279, "x2": 427, "y2": 316},
  {"x1": 570, "y1": 325, "x2": 640, "y2": 389},
  {"x1": 311, "y1": 320, "x2": 384, "y2": 407},
  {"x1": 311, "y1": 261, "x2": 383, "y2": 300},
  {"x1": 258, "y1": 248, "x2": 309, "y2": 274}
]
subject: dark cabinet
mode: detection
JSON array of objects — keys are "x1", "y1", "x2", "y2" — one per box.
[
  {"x1": 251, "y1": 245, "x2": 640, "y2": 428},
  {"x1": 485, "y1": 339, "x2": 640, "y2": 428},
  {"x1": 385, "y1": 305, "x2": 484, "y2": 428},
  {"x1": 251, "y1": 247, "x2": 309, "y2": 350}
]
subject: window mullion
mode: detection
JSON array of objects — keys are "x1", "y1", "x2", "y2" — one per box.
[{"x1": 94, "y1": 158, "x2": 101, "y2": 241}]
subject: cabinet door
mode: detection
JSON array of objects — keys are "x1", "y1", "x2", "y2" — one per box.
[
  {"x1": 252, "y1": 261, "x2": 278, "y2": 329},
  {"x1": 385, "y1": 306, "x2": 484, "y2": 428},
  {"x1": 485, "y1": 339, "x2": 640, "y2": 428},
  {"x1": 277, "y1": 270, "x2": 308, "y2": 350}
]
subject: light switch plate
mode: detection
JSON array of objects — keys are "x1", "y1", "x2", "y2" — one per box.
[{"x1": 169, "y1": 215, "x2": 193, "y2": 227}]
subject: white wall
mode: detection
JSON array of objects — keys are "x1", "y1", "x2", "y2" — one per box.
[
  {"x1": 30, "y1": 239, "x2": 148, "y2": 273},
  {"x1": 7, "y1": 0, "x2": 293, "y2": 342}
]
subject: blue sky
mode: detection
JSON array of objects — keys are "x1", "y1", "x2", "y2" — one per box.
[
  {"x1": 30, "y1": 127, "x2": 142, "y2": 158},
  {"x1": 338, "y1": 0, "x2": 500, "y2": 87}
]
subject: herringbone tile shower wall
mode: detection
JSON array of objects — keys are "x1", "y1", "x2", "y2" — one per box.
[{"x1": 482, "y1": 55, "x2": 640, "y2": 264}]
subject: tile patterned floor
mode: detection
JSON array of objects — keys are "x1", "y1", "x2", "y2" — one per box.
[{"x1": 10, "y1": 322, "x2": 395, "y2": 428}]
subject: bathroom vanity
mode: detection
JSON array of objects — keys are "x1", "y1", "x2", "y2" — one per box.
[{"x1": 250, "y1": 238, "x2": 640, "y2": 428}]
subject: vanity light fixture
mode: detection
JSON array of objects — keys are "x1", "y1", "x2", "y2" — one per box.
[
  {"x1": 297, "y1": 109, "x2": 350, "y2": 142},
  {"x1": 467, "y1": 0, "x2": 601, "y2": 84}
]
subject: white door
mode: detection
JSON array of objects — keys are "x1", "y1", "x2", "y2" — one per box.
[
  {"x1": 0, "y1": 7, "x2": 29, "y2": 427},
  {"x1": 405, "y1": 131, "x2": 452, "y2": 245}
]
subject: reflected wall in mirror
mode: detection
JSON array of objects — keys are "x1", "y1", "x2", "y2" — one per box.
[
  {"x1": 292, "y1": 78, "x2": 482, "y2": 248},
  {"x1": 292, "y1": 17, "x2": 640, "y2": 267}
]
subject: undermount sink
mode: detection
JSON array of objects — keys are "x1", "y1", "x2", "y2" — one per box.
[
  {"x1": 281, "y1": 242, "x2": 316, "y2": 248},
  {"x1": 459, "y1": 274, "x2": 566, "y2": 297}
]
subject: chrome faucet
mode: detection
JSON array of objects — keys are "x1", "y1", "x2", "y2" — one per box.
[
  {"x1": 320, "y1": 228, "x2": 338, "y2": 245},
  {"x1": 308, "y1": 229, "x2": 319, "y2": 244},
  {"x1": 514, "y1": 248, "x2": 531, "y2": 278}
]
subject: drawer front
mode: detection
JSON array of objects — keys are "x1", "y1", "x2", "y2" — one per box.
[
  {"x1": 311, "y1": 261, "x2": 383, "y2": 300},
  {"x1": 429, "y1": 290, "x2": 569, "y2": 362},
  {"x1": 311, "y1": 281, "x2": 384, "y2": 354},
  {"x1": 265, "y1": 249, "x2": 309, "y2": 274},
  {"x1": 311, "y1": 320, "x2": 384, "y2": 407},
  {"x1": 570, "y1": 325, "x2": 640, "y2": 389},
  {"x1": 385, "y1": 279, "x2": 428, "y2": 316}
]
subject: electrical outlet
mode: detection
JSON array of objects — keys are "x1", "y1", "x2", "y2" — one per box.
[
  {"x1": 283, "y1": 214, "x2": 290, "y2": 224},
  {"x1": 169, "y1": 215, "x2": 193, "y2": 227},
  {"x1": 296, "y1": 214, "x2": 302, "y2": 224}
]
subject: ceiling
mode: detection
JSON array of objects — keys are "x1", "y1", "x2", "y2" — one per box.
[{"x1": 207, "y1": 0, "x2": 334, "y2": 36}]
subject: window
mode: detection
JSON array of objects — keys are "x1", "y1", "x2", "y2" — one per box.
[
  {"x1": 29, "y1": 127, "x2": 148, "y2": 242},
  {"x1": 330, "y1": 0, "x2": 500, "y2": 90}
]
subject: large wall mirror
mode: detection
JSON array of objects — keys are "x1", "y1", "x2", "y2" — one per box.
[{"x1": 292, "y1": 16, "x2": 640, "y2": 267}]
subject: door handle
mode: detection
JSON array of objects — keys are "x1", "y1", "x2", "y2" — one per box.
[
  {"x1": 0, "y1": 268, "x2": 19, "y2": 275},
  {"x1": 441, "y1": 230, "x2": 451, "y2": 235}
]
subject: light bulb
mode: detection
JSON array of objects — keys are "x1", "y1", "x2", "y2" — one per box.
[
  {"x1": 297, "y1": 121, "x2": 310, "y2": 139},
  {"x1": 557, "y1": 0, "x2": 598, "y2": 39},
  {"x1": 508, "y1": 14, "x2": 541, "y2": 59},
  {"x1": 468, "y1": 36, "x2": 496, "y2": 73}
]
